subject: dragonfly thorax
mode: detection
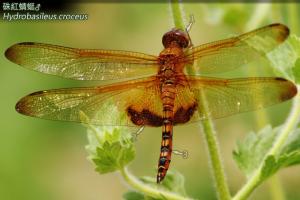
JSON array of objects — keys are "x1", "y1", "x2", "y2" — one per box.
[{"x1": 158, "y1": 45, "x2": 185, "y2": 70}]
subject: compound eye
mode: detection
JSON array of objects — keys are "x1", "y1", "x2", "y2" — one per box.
[{"x1": 162, "y1": 29, "x2": 189, "y2": 48}]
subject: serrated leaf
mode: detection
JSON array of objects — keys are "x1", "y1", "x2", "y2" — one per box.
[
  {"x1": 92, "y1": 140, "x2": 135, "y2": 174},
  {"x1": 85, "y1": 124, "x2": 136, "y2": 174},
  {"x1": 233, "y1": 125, "x2": 279, "y2": 177},
  {"x1": 260, "y1": 155, "x2": 278, "y2": 180},
  {"x1": 233, "y1": 125, "x2": 300, "y2": 179},
  {"x1": 261, "y1": 151, "x2": 300, "y2": 180}
]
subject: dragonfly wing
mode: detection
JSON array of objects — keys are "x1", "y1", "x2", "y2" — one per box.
[
  {"x1": 184, "y1": 23, "x2": 289, "y2": 74},
  {"x1": 5, "y1": 42, "x2": 159, "y2": 80},
  {"x1": 178, "y1": 76, "x2": 297, "y2": 122},
  {"x1": 16, "y1": 76, "x2": 164, "y2": 126}
]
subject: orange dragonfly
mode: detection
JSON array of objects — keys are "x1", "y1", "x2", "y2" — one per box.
[{"x1": 5, "y1": 23, "x2": 297, "y2": 183}]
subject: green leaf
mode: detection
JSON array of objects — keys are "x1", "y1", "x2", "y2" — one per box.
[
  {"x1": 80, "y1": 102, "x2": 137, "y2": 174},
  {"x1": 142, "y1": 170, "x2": 187, "y2": 196},
  {"x1": 260, "y1": 155, "x2": 278, "y2": 180},
  {"x1": 85, "y1": 125, "x2": 136, "y2": 174},
  {"x1": 260, "y1": 126, "x2": 300, "y2": 180},
  {"x1": 261, "y1": 151, "x2": 300, "y2": 180},
  {"x1": 233, "y1": 125, "x2": 300, "y2": 181},
  {"x1": 233, "y1": 125, "x2": 279, "y2": 177},
  {"x1": 92, "y1": 141, "x2": 134, "y2": 174},
  {"x1": 161, "y1": 171, "x2": 187, "y2": 196},
  {"x1": 123, "y1": 170, "x2": 188, "y2": 200}
]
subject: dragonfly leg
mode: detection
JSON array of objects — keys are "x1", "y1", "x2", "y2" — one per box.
[
  {"x1": 173, "y1": 149, "x2": 189, "y2": 159},
  {"x1": 185, "y1": 14, "x2": 195, "y2": 47},
  {"x1": 131, "y1": 126, "x2": 145, "y2": 141}
]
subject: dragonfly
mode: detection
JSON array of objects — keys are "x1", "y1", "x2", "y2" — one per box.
[{"x1": 5, "y1": 23, "x2": 297, "y2": 183}]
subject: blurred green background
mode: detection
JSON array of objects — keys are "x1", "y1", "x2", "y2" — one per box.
[{"x1": 1, "y1": 3, "x2": 299, "y2": 200}]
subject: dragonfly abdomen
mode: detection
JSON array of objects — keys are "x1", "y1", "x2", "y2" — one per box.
[{"x1": 157, "y1": 83, "x2": 176, "y2": 183}]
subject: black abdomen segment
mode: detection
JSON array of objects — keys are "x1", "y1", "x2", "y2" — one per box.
[{"x1": 157, "y1": 119, "x2": 173, "y2": 183}]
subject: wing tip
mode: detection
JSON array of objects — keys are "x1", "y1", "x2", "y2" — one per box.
[
  {"x1": 277, "y1": 78, "x2": 298, "y2": 101},
  {"x1": 15, "y1": 90, "x2": 45, "y2": 116},
  {"x1": 5, "y1": 44, "x2": 17, "y2": 63},
  {"x1": 5, "y1": 42, "x2": 37, "y2": 64},
  {"x1": 287, "y1": 81, "x2": 298, "y2": 100},
  {"x1": 270, "y1": 23, "x2": 290, "y2": 42},
  {"x1": 15, "y1": 97, "x2": 28, "y2": 115}
]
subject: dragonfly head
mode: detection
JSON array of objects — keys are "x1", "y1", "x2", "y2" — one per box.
[{"x1": 162, "y1": 29, "x2": 190, "y2": 49}]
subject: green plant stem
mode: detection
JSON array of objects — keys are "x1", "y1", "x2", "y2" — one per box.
[
  {"x1": 233, "y1": 85, "x2": 300, "y2": 200},
  {"x1": 170, "y1": 0, "x2": 185, "y2": 30},
  {"x1": 197, "y1": 93, "x2": 232, "y2": 200},
  {"x1": 170, "y1": 1, "x2": 231, "y2": 200},
  {"x1": 120, "y1": 167, "x2": 194, "y2": 200}
]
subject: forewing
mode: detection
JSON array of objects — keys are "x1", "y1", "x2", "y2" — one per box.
[
  {"x1": 5, "y1": 42, "x2": 159, "y2": 80},
  {"x1": 186, "y1": 76, "x2": 297, "y2": 121},
  {"x1": 185, "y1": 24, "x2": 289, "y2": 74},
  {"x1": 16, "y1": 77, "x2": 164, "y2": 126}
]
